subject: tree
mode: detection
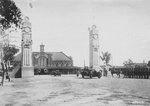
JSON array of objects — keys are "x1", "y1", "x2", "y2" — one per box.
[
  {"x1": 0, "y1": 0, "x2": 22, "y2": 65},
  {"x1": 0, "y1": 0, "x2": 22, "y2": 29},
  {"x1": 147, "y1": 61, "x2": 150, "y2": 67},
  {"x1": 3, "y1": 45, "x2": 19, "y2": 64},
  {"x1": 100, "y1": 51, "x2": 111, "y2": 65},
  {"x1": 123, "y1": 59, "x2": 133, "y2": 67}
]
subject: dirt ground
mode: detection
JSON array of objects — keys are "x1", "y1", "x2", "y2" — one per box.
[{"x1": 0, "y1": 75, "x2": 150, "y2": 106}]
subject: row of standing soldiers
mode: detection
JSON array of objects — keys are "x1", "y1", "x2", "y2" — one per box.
[{"x1": 110, "y1": 67, "x2": 150, "y2": 79}]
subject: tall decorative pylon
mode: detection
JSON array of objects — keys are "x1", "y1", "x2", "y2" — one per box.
[
  {"x1": 0, "y1": 24, "x2": 4, "y2": 66},
  {"x1": 88, "y1": 25, "x2": 102, "y2": 71},
  {"x1": 0, "y1": 42, "x2": 3, "y2": 65},
  {"x1": 21, "y1": 16, "x2": 34, "y2": 77}
]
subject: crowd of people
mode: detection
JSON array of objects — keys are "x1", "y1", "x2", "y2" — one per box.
[{"x1": 109, "y1": 66, "x2": 150, "y2": 79}]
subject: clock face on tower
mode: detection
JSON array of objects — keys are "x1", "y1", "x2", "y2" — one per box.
[
  {"x1": 25, "y1": 27, "x2": 31, "y2": 32},
  {"x1": 93, "y1": 34, "x2": 98, "y2": 39}
]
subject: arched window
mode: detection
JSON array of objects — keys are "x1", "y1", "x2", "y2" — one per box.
[
  {"x1": 38, "y1": 56, "x2": 47, "y2": 67},
  {"x1": 61, "y1": 62, "x2": 63, "y2": 67},
  {"x1": 66, "y1": 63, "x2": 68, "y2": 67},
  {"x1": 58, "y1": 62, "x2": 61, "y2": 67}
]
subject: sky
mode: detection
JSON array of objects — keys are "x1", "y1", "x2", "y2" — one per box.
[{"x1": 13, "y1": 0, "x2": 150, "y2": 66}]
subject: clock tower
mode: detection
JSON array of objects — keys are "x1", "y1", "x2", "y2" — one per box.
[
  {"x1": 88, "y1": 25, "x2": 102, "y2": 71},
  {"x1": 21, "y1": 16, "x2": 34, "y2": 77}
]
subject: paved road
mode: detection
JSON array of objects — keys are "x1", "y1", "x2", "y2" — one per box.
[{"x1": 0, "y1": 75, "x2": 150, "y2": 106}]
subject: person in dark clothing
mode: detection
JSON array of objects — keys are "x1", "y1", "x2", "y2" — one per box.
[{"x1": 6, "y1": 72, "x2": 10, "y2": 82}]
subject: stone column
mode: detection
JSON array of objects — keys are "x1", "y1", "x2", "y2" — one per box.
[
  {"x1": 89, "y1": 31, "x2": 93, "y2": 68},
  {"x1": 0, "y1": 43, "x2": 3, "y2": 68},
  {"x1": 88, "y1": 25, "x2": 103, "y2": 71},
  {"x1": 0, "y1": 25, "x2": 4, "y2": 68},
  {"x1": 21, "y1": 16, "x2": 34, "y2": 78}
]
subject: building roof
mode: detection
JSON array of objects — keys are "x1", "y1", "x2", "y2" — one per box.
[
  {"x1": 132, "y1": 63, "x2": 147, "y2": 68},
  {"x1": 111, "y1": 63, "x2": 148, "y2": 69},
  {"x1": 15, "y1": 52, "x2": 72, "y2": 62},
  {"x1": 14, "y1": 53, "x2": 22, "y2": 61},
  {"x1": 49, "y1": 52, "x2": 71, "y2": 61}
]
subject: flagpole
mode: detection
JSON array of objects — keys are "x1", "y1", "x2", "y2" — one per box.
[{"x1": 84, "y1": 60, "x2": 85, "y2": 67}]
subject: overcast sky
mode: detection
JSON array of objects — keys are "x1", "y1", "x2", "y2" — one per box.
[{"x1": 14, "y1": 0, "x2": 150, "y2": 66}]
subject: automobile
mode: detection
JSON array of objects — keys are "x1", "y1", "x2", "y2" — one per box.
[
  {"x1": 80, "y1": 67, "x2": 102, "y2": 78},
  {"x1": 51, "y1": 70, "x2": 61, "y2": 76}
]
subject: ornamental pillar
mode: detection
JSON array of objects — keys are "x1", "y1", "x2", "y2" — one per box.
[
  {"x1": 88, "y1": 25, "x2": 103, "y2": 71},
  {"x1": 21, "y1": 16, "x2": 34, "y2": 77}
]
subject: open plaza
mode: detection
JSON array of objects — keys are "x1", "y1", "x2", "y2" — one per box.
[{"x1": 1, "y1": 75, "x2": 150, "y2": 106}]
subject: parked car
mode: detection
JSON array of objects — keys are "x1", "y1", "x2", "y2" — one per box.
[{"x1": 81, "y1": 67, "x2": 102, "y2": 78}]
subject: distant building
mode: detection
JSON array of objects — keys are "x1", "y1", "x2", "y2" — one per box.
[{"x1": 32, "y1": 43, "x2": 74, "y2": 74}]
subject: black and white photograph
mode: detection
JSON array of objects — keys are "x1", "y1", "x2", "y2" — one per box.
[{"x1": 0, "y1": 0, "x2": 150, "y2": 105}]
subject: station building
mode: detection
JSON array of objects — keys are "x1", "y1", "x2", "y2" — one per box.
[{"x1": 33, "y1": 44, "x2": 75, "y2": 74}]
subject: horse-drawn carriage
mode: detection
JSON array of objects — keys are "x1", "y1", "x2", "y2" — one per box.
[{"x1": 80, "y1": 67, "x2": 102, "y2": 79}]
